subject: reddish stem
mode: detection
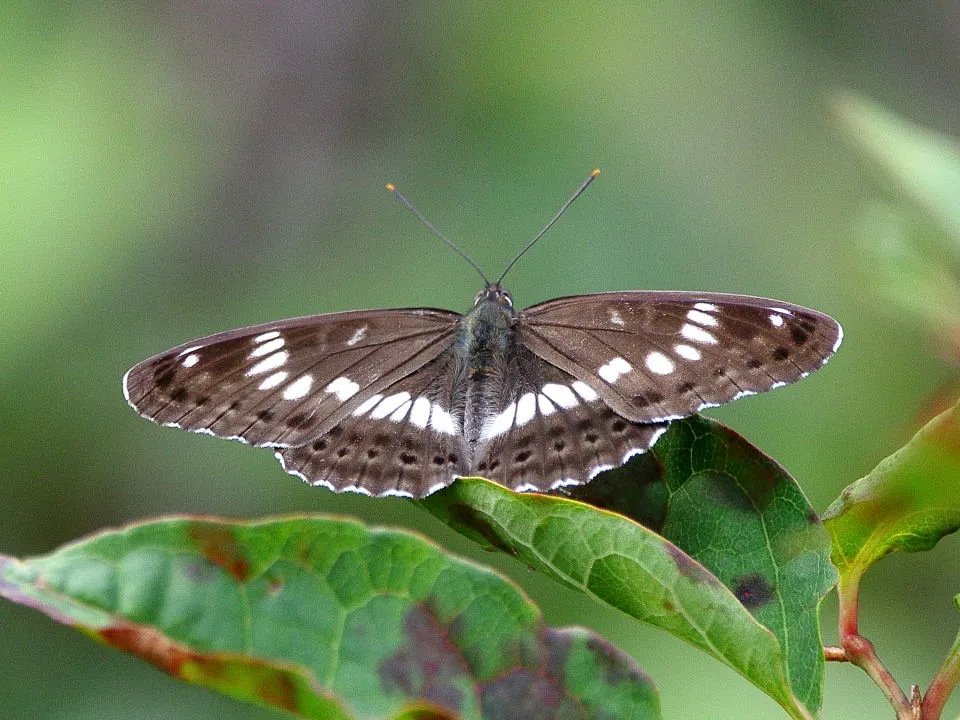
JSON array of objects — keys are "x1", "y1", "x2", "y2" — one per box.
[
  {"x1": 921, "y1": 637, "x2": 960, "y2": 720},
  {"x1": 837, "y1": 572, "x2": 913, "y2": 719}
]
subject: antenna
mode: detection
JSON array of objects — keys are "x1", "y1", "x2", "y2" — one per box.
[
  {"x1": 495, "y1": 169, "x2": 600, "y2": 286},
  {"x1": 387, "y1": 183, "x2": 490, "y2": 286}
]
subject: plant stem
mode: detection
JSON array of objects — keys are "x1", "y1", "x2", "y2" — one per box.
[
  {"x1": 823, "y1": 646, "x2": 847, "y2": 662},
  {"x1": 921, "y1": 629, "x2": 960, "y2": 720},
  {"x1": 837, "y1": 571, "x2": 913, "y2": 719}
]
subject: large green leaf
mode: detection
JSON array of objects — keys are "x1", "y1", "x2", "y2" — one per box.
[
  {"x1": 823, "y1": 399, "x2": 960, "y2": 578},
  {"x1": 0, "y1": 516, "x2": 660, "y2": 720},
  {"x1": 422, "y1": 416, "x2": 834, "y2": 719}
]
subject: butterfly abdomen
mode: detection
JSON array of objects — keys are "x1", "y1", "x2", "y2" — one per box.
[{"x1": 457, "y1": 294, "x2": 520, "y2": 455}]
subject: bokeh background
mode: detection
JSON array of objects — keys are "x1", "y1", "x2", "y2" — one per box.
[{"x1": 3, "y1": 2, "x2": 959, "y2": 718}]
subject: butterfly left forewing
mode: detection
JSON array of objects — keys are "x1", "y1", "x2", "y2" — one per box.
[
  {"x1": 124, "y1": 308, "x2": 461, "y2": 448},
  {"x1": 519, "y1": 291, "x2": 841, "y2": 424}
]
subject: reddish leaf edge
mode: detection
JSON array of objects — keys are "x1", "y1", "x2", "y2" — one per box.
[{"x1": 0, "y1": 548, "x2": 353, "y2": 720}]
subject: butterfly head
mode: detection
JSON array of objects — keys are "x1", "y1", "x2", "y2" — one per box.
[{"x1": 474, "y1": 285, "x2": 513, "y2": 308}]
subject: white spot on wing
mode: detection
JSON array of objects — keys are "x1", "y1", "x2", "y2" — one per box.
[
  {"x1": 674, "y1": 344, "x2": 701, "y2": 361},
  {"x1": 353, "y1": 394, "x2": 383, "y2": 416},
  {"x1": 694, "y1": 302, "x2": 719, "y2": 313},
  {"x1": 254, "y1": 331, "x2": 281, "y2": 344},
  {"x1": 258, "y1": 370, "x2": 289, "y2": 390},
  {"x1": 283, "y1": 375, "x2": 313, "y2": 400},
  {"x1": 370, "y1": 391, "x2": 411, "y2": 419},
  {"x1": 687, "y1": 309, "x2": 718, "y2": 327},
  {"x1": 609, "y1": 309, "x2": 625, "y2": 326},
  {"x1": 598, "y1": 356, "x2": 632, "y2": 384},
  {"x1": 537, "y1": 394, "x2": 556, "y2": 416},
  {"x1": 176, "y1": 345, "x2": 202, "y2": 357},
  {"x1": 681, "y1": 323, "x2": 718, "y2": 345},
  {"x1": 572, "y1": 381, "x2": 599, "y2": 401},
  {"x1": 541, "y1": 383, "x2": 579, "y2": 409},
  {"x1": 181, "y1": 353, "x2": 200, "y2": 368},
  {"x1": 389, "y1": 398, "x2": 412, "y2": 422},
  {"x1": 769, "y1": 306, "x2": 793, "y2": 315},
  {"x1": 409, "y1": 397, "x2": 431, "y2": 428},
  {"x1": 250, "y1": 337, "x2": 285, "y2": 358},
  {"x1": 645, "y1": 351, "x2": 675, "y2": 375},
  {"x1": 481, "y1": 402, "x2": 516, "y2": 440},
  {"x1": 515, "y1": 393, "x2": 537, "y2": 426},
  {"x1": 247, "y1": 350, "x2": 289, "y2": 375},
  {"x1": 325, "y1": 376, "x2": 360, "y2": 402},
  {"x1": 346, "y1": 326, "x2": 367, "y2": 346},
  {"x1": 732, "y1": 389, "x2": 757, "y2": 400},
  {"x1": 769, "y1": 313, "x2": 785, "y2": 328},
  {"x1": 430, "y1": 405, "x2": 458, "y2": 435}
]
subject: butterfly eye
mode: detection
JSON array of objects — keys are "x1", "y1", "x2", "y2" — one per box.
[{"x1": 474, "y1": 286, "x2": 513, "y2": 307}]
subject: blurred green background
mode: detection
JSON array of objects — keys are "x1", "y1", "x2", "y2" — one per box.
[{"x1": 3, "y1": 2, "x2": 958, "y2": 718}]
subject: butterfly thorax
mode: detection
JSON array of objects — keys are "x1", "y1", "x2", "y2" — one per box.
[{"x1": 457, "y1": 286, "x2": 518, "y2": 447}]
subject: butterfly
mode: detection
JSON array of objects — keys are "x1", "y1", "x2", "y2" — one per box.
[{"x1": 123, "y1": 171, "x2": 842, "y2": 498}]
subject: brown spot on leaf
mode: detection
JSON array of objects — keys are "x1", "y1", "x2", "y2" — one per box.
[
  {"x1": 924, "y1": 405, "x2": 960, "y2": 456},
  {"x1": 100, "y1": 623, "x2": 193, "y2": 676},
  {"x1": 445, "y1": 504, "x2": 517, "y2": 555},
  {"x1": 734, "y1": 574, "x2": 775, "y2": 608},
  {"x1": 188, "y1": 524, "x2": 251, "y2": 583},
  {"x1": 378, "y1": 605, "x2": 465, "y2": 714},
  {"x1": 480, "y1": 669, "x2": 565, "y2": 719},
  {"x1": 583, "y1": 634, "x2": 653, "y2": 688},
  {"x1": 255, "y1": 672, "x2": 298, "y2": 713},
  {"x1": 666, "y1": 543, "x2": 714, "y2": 584}
]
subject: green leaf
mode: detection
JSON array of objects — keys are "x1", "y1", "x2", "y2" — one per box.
[
  {"x1": 0, "y1": 516, "x2": 661, "y2": 720},
  {"x1": 834, "y1": 91, "x2": 960, "y2": 246},
  {"x1": 421, "y1": 416, "x2": 835, "y2": 719},
  {"x1": 837, "y1": 94, "x2": 960, "y2": 343},
  {"x1": 823, "y1": 399, "x2": 960, "y2": 578}
]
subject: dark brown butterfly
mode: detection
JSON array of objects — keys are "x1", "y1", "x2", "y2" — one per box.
[{"x1": 124, "y1": 172, "x2": 841, "y2": 497}]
